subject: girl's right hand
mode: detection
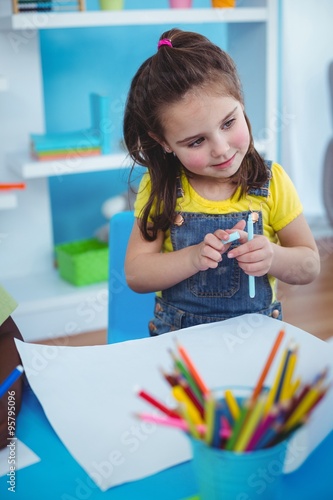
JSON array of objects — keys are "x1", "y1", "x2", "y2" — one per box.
[{"x1": 192, "y1": 219, "x2": 246, "y2": 272}]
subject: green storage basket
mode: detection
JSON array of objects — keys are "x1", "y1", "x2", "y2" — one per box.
[{"x1": 55, "y1": 238, "x2": 109, "y2": 286}]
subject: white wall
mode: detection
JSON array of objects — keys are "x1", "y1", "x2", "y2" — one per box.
[{"x1": 281, "y1": 0, "x2": 333, "y2": 218}]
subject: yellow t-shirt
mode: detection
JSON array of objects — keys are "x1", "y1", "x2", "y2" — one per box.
[
  {"x1": 134, "y1": 162, "x2": 303, "y2": 250},
  {"x1": 134, "y1": 162, "x2": 303, "y2": 301}
]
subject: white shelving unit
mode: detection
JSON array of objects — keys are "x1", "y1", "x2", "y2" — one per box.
[
  {"x1": 0, "y1": 1, "x2": 278, "y2": 342},
  {"x1": 0, "y1": 194, "x2": 17, "y2": 210},
  {"x1": 7, "y1": 152, "x2": 131, "y2": 179},
  {"x1": 0, "y1": 8, "x2": 267, "y2": 30}
]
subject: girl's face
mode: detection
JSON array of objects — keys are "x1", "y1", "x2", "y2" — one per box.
[{"x1": 160, "y1": 87, "x2": 250, "y2": 183}]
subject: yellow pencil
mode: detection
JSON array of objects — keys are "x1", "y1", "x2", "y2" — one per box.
[
  {"x1": 233, "y1": 396, "x2": 266, "y2": 452},
  {"x1": 283, "y1": 386, "x2": 322, "y2": 431},
  {"x1": 285, "y1": 376, "x2": 301, "y2": 400},
  {"x1": 180, "y1": 404, "x2": 201, "y2": 439},
  {"x1": 204, "y1": 393, "x2": 216, "y2": 445},
  {"x1": 280, "y1": 348, "x2": 298, "y2": 402},
  {"x1": 224, "y1": 389, "x2": 241, "y2": 421},
  {"x1": 172, "y1": 386, "x2": 204, "y2": 426}
]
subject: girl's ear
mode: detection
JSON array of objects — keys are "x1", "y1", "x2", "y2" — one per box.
[{"x1": 148, "y1": 131, "x2": 172, "y2": 153}]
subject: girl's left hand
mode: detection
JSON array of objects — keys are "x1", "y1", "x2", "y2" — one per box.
[{"x1": 227, "y1": 232, "x2": 274, "y2": 277}]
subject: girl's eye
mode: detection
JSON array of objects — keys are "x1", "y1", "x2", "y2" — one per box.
[
  {"x1": 189, "y1": 137, "x2": 204, "y2": 148},
  {"x1": 223, "y1": 118, "x2": 235, "y2": 130}
]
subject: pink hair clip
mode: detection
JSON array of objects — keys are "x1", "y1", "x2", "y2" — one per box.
[{"x1": 157, "y1": 39, "x2": 173, "y2": 49}]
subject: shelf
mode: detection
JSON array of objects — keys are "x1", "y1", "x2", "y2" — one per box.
[
  {"x1": 8, "y1": 140, "x2": 267, "y2": 179},
  {"x1": 3, "y1": 268, "x2": 107, "y2": 314},
  {"x1": 0, "y1": 193, "x2": 17, "y2": 209},
  {"x1": 7, "y1": 152, "x2": 131, "y2": 179},
  {"x1": 0, "y1": 8, "x2": 267, "y2": 30},
  {"x1": 2, "y1": 269, "x2": 108, "y2": 342}
]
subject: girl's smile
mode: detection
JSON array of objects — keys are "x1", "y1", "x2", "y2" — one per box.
[
  {"x1": 211, "y1": 152, "x2": 237, "y2": 170},
  {"x1": 160, "y1": 88, "x2": 250, "y2": 183}
]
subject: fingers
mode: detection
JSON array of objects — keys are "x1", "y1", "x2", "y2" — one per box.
[
  {"x1": 227, "y1": 236, "x2": 273, "y2": 277},
  {"x1": 232, "y1": 219, "x2": 247, "y2": 231},
  {"x1": 202, "y1": 233, "x2": 223, "y2": 264},
  {"x1": 194, "y1": 233, "x2": 224, "y2": 271}
]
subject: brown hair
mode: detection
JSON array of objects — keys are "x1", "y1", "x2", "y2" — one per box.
[{"x1": 123, "y1": 28, "x2": 269, "y2": 241}]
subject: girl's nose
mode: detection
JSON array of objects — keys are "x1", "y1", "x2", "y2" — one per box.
[{"x1": 211, "y1": 135, "x2": 230, "y2": 158}]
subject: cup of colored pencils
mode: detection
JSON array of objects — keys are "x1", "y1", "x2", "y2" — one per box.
[{"x1": 135, "y1": 329, "x2": 330, "y2": 499}]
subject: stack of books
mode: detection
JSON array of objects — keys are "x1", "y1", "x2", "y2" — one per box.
[
  {"x1": 30, "y1": 93, "x2": 111, "y2": 161},
  {"x1": 13, "y1": 0, "x2": 85, "y2": 13}
]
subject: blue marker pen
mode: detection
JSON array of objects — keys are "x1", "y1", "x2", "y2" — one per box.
[
  {"x1": 0, "y1": 365, "x2": 24, "y2": 398},
  {"x1": 222, "y1": 231, "x2": 240, "y2": 244},
  {"x1": 247, "y1": 214, "x2": 256, "y2": 298}
]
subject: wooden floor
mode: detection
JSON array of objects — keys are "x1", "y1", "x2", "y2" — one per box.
[
  {"x1": 277, "y1": 236, "x2": 333, "y2": 341},
  {"x1": 38, "y1": 237, "x2": 333, "y2": 347}
]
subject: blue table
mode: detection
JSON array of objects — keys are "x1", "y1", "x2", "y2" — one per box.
[{"x1": 1, "y1": 386, "x2": 333, "y2": 500}]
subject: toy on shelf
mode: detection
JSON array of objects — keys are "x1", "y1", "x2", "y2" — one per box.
[
  {"x1": 30, "y1": 93, "x2": 111, "y2": 161},
  {"x1": 12, "y1": 0, "x2": 85, "y2": 14},
  {"x1": 95, "y1": 191, "x2": 136, "y2": 243}
]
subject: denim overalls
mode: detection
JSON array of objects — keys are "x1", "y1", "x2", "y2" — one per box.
[{"x1": 149, "y1": 161, "x2": 282, "y2": 336}]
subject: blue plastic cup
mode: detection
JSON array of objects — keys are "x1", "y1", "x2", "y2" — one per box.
[
  {"x1": 191, "y1": 437, "x2": 288, "y2": 499},
  {"x1": 190, "y1": 386, "x2": 289, "y2": 499}
]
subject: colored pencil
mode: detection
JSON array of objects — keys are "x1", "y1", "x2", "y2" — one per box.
[
  {"x1": 136, "y1": 388, "x2": 181, "y2": 420},
  {"x1": 224, "y1": 389, "x2": 241, "y2": 421},
  {"x1": 0, "y1": 365, "x2": 24, "y2": 398},
  {"x1": 278, "y1": 388, "x2": 306, "y2": 428},
  {"x1": 225, "y1": 403, "x2": 251, "y2": 451},
  {"x1": 283, "y1": 385, "x2": 324, "y2": 431},
  {"x1": 178, "y1": 379, "x2": 205, "y2": 419},
  {"x1": 275, "y1": 342, "x2": 296, "y2": 403},
  {"x1": 246, "y1": 405, "x2": 279, "y2": 451},
  {"x1": 264, "y1": 343, "x2": 289, "y2": 414},
  {"x1": 250, "y1": 328, "x2": 285, "y2": 404},
  {"x1": 136, "y1": 412, "x2": 231, "y2": 440},
  {"x1": 234, "y1": 395, "x2": 266, "y2": 452},
  {"x1": 169, "y1": 349, "x2": 203, "y2": 404},
  {"x1": 134, "y1": 412, "x2": 189, "y2": 431},
  {"x1": 180, "y1": 404, "x2": 201, "y2": 439},
  {"x1": 212, "y1": 402, "x2": 225, "y2": 447},
  {"x1": 176, "y1": 342, "x2": 210, "y2": 397},
  {"x1": 285, "y1": 377, "x2": 301, "y2": 400},
  {"x1": 172, "y1": 386, "x2": 204, "y2": 426},
  {"x1": 255, "y1": 422, "x2": 283, "y2": 449},
  {"x1": 280, "y1": 348, "x2": 298, "y2": 402},
  {"x1": 204, "y1": 392, "x2": 216, "y2": 445}
]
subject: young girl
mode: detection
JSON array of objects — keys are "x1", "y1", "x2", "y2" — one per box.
[{"x1": 123, "y1": 28, "x2": 320, "y2": 336}]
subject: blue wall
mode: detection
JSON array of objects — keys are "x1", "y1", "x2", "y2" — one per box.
[{"x1": 40, "y1": 0, "x2": 228, "y2": 244}]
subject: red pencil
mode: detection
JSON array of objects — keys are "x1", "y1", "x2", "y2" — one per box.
[{"x1": 136, "y1": 388, "x2": 181, "y2": 420}]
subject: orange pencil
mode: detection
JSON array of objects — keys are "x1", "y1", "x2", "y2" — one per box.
[
  {"x1": 176, "y1": 341, "x2": 210, "y2": 397},
  {"x1": 250, "y1": 328, "x2": 285, "y2": 404}
]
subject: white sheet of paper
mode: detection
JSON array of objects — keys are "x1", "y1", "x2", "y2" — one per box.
[
  {"x1": 0, "y1": 439, "x2": 40, "y2": 477},
  {"x1": 15, "y1": 314, "x2": 333, "y2": 491}
]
